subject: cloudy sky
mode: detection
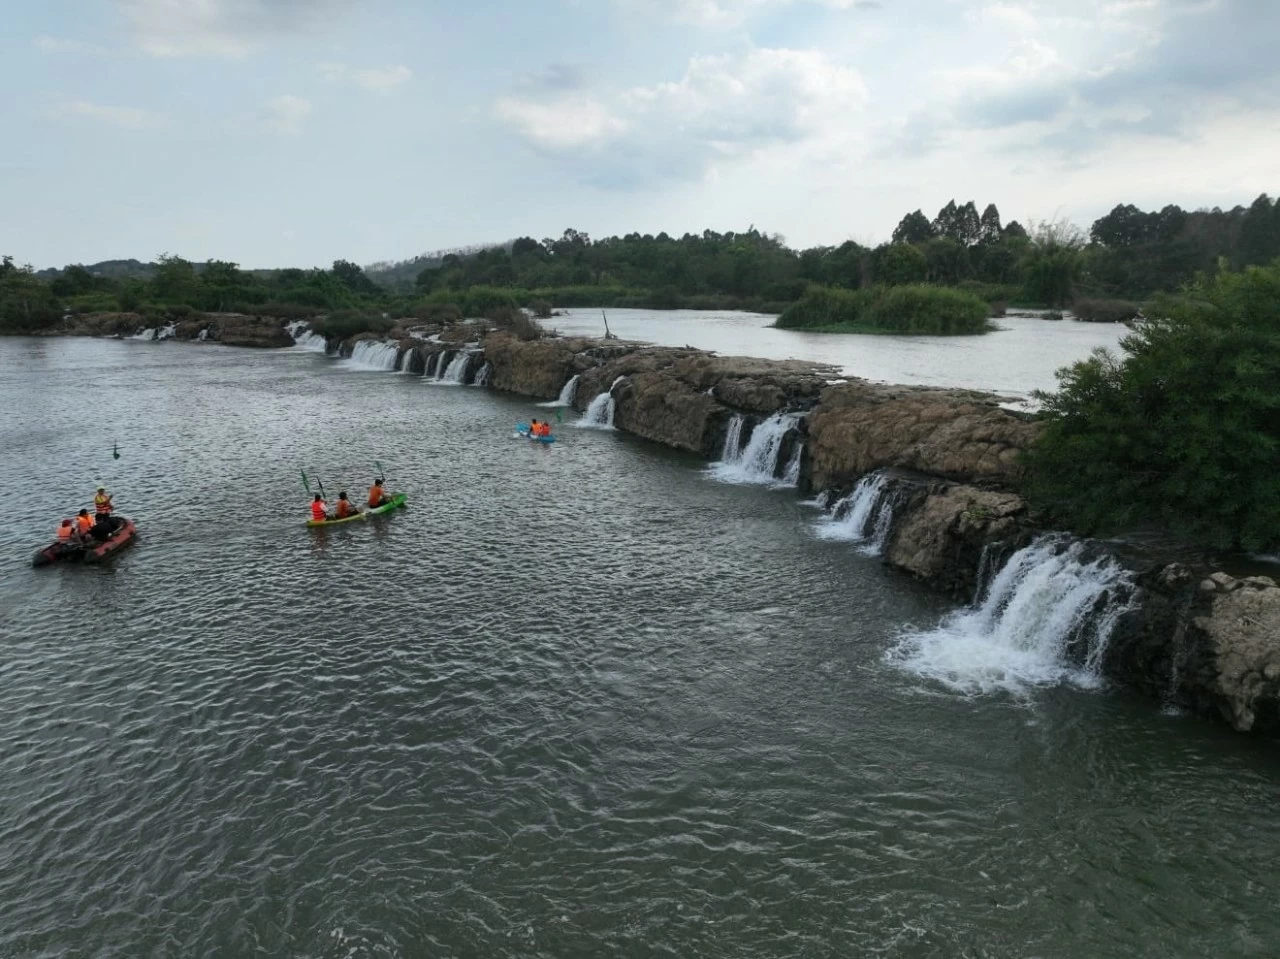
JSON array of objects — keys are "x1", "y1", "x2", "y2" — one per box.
[{"x1": 2, "y1": 0, "x2": 1277, "y2": 269}]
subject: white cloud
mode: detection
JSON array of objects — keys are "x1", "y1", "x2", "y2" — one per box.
[
  {"x1": 34, "y1": 36, "x2": 100, "y2": 54},
  {"x1": 116, "y1": 0, "x2": 350, "y2": 57},
  {"x1": 49, "y1": 96, "x2": 161, "y2": 129},
  {"x1": 318, "y1": 62, "x2": 413, "y2": 94},
  {"x1": 496, "y1": 48, "x2": 867, "y2": 186},
  {"x1": 494, "y1": 96, "x2": 628, "y2": 151},
  {"x1": 974, "y1": 2, "x2": 1040, "y2": 32},
  {"x1": 264, "y1": 94, "x2": 313, "y2": 135},
  {"x1": 614, "y1": 0, "x2": 879, "y2": 27}
]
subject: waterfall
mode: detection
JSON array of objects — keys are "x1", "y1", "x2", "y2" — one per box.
[
  {"x1": 538, "y1": 374, "x2": 580, "y2": 407},
  {"x1": 346, "y1": 340, "x2": 400, "y2": 371},
  {"x1": 706, "y1": 412, "x2": 801, "y2": 487},
  {"x1": 814, "y1": 472, "x2": 898, "y2": 555},
  {"x1": 720, "y1": 414, "x2": 745, "y2": 460},
  {"x1": 431, "y1": 351, "x2": 453, "y2": 381},
  {"x1": 576, "y1": 376, "x2": 625, "y2": 430},
  {"x1": 888, "y1": 536, "x2": 1137, "y2": 696},
  {"x1": 156, "y1": 322, "x2": 177, "y2": 341},
  {"x1": 473, "y1": 362, "x2": 492, "y2": 387},
  {"x1": 434, "y1": 352, "x2": 471, "y2": 384},
  {"x1": 196, "y1": 328, "x2": 210, "y2": 342},
  {"x1": 782, "y1": 442, "x2": 804, "y2": 487},
  {"x1": 130, "y1": 327, "x2": 157, "y2": 341},
  {"x1": 288, "y1": 322, "x2": 328, "y2": 353},
  {"x1": 426, "y1": 352, "x2": 440, "y2": 377}
]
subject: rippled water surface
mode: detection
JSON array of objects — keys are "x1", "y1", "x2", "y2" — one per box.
[
  {"x1": 3, "y1": 337, "x2": 1279, "y2": 958},
  {"x1": 548, "y1": 308, "x2": 1128, "y2": 398}
]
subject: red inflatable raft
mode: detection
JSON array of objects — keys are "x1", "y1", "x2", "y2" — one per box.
[{"x1": 32, "y1": 518, "x2": 138, "y2": 567}]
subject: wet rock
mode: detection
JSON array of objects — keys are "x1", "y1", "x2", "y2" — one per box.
[
  {"x1": 1194, "y1": 576, "x2": 1280, "y2": 731},
  {"x1": 807, "y1": 382, "x2": 1040, "y2": 489},
  {"x1": 883, "y1": 484, "x2": 1029, "y2": 600}
]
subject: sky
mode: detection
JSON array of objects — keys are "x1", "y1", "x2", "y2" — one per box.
[{"x1": 2, "y1": 0, "x2": 1278, "y2": 269}]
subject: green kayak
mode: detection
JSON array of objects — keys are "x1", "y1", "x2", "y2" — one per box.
[{"x1": 368, "y1": 493, "x2": 407, "y2": 516}]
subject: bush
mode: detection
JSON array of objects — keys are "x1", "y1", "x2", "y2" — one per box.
[
  {"x1": 776, "y1": 284, "x2": 992, "y2": 334},
  {"x1": 1071, "y1": 298, "x2": 1143, "y2": 323},
  {"x1": 487, "y1": 305, "x2": 542, "y2": 341},
  {"x1": 528, "y1": 299, "x2": 553, "y2": 319},
  {"x1": 310, "y1": 310, "x2": 395, "y2": 339},
  {"x1": 1024, "y1": 262, "x2": 1280, "y2": 551}
]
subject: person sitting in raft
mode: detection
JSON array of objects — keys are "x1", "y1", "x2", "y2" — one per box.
[
  {"x1": 75, "y1": 509, "x2": 95, "y2": 539},
  {"x1": 334, "y1": 492, "x2": 360, "y2": 519},
  {"x1": 56, "y1": 518, "x2": 80, "y2": 548},
  {"x1": 368, "y1": 479, "x2": 390, "y2": 508},
  {"x1": 538, "y1": 421, "x2": 552, "y2": 437},
  {"x1": 310, "y1": 494, "x2": 329, "y2": 522}
]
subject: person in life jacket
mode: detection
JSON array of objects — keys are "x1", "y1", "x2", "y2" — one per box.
[
  {"x1": 76, "y1": 509, "x2": 94, "y2": 536},
  {"x1": 334, "y1": 492, "x2": 360, "y2": 519},
  {"x1": 310, "y1": 494, "x2": 329, "y2": 522},
  {"x1": 538, "y1": 421, "x2": 552, "y2": 437},
  {"x1": 94, "y1": 488, "x2": 113, "y2": 516},
  {"x1": 528, "y1": 419, "x2": 542, "y2": 438},
  {"x1": 56, "y1": 519, "x2": 78, "y2": 546},
  {"x1": 368, "y1": 479, "x2": 389, "y2": 508}
]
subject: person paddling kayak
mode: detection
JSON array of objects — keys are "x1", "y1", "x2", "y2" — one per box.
[
  {"x1": 334, "y1": 492, "x2": 360, "y2": 519},
  {"x1": 310, "y1": 494, "x2": 329, "y2": 522},
  {"x1": 368, "y1": 478, "x2": 390, "y2": 508}
]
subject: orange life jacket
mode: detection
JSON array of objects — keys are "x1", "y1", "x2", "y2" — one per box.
[
  {"x1": 57, "y1": 523, "x2": 73, "y2": 541},
  {"x1": 368, "y1": 486, "x2": 383, "y2": 507},
  {"x1": 336, "y1": 500, "x2": 354, "y2": 518},
  {"x1": 541, "y1": 423, "x2": 551, "y2": 436},
  {"x1": 311, "y1": 501, "x2": 327, "y2": 521},
  {"x1": 94, "y1": 493, "x2": 113, "y2": 514},
  {"x1": 76, "y1": 515, "x2": 94, "y2": 533}
]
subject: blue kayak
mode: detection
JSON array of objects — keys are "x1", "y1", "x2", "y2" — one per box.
[{"x1": 516, "y1": 423, "x2": 556, "y2": 444}]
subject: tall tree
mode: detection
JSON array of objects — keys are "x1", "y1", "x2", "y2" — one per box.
[
  {"x1": 978, "y1": 204, "x2": 1003, "y2": 245},
  {"x1": 891, "y1": 210, "x2": 935, "y2": 245}
]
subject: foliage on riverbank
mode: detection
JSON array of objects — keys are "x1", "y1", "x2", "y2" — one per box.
[
  {"x1": 1024, "y1": 262, "x2": 1280, "y2": 551},
  {"x1": 776, "y1": 285, "x2": 994, "y2": 335}
]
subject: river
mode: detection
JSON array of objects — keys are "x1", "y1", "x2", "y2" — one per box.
[
  {"x1": 548, "y1": 308, "x2": 1128, "y2": 400},
  {"x1": 2, "y1": 336, "x2": 1278, "y2": 958}
]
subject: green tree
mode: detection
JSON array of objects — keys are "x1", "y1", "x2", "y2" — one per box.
[
  {"x1": 891, "y1": 210, "x2": 935, "y2": 245},
  {"x1": 1026, "y1": 262, "x2": 1280, "y2": 550},
  {"x1": 151, "y1": 254, "x2": 199, "y2": 305},
  {"x1": 871, "y1": 243, "x2": 927, "y2": 285},
  {"x1": 331, "y1": 259, "x2": 380, "y2": 297}
]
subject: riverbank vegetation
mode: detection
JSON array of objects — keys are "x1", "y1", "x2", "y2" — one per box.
[
  {"x1": 776, "y1": 285, "x2": 993, "y2": 334},
  {"x1": 1024, "y1": 261, "x2": 1280, "y2": 551},
  {"x1": 3, "y1": 191, "x2": 1278, "y2": 337}
]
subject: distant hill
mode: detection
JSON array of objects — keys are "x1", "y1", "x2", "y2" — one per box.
[
  {"x1": 35, "y1": 258, "x2": 159, "y2": 281},
  {"x1": 365, "y1": 240, "x2": 512, "y2": 292}
]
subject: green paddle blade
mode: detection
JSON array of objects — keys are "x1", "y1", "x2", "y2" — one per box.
[{"x1": 300, "y1": 469, "x2": 311, "y2": 493}]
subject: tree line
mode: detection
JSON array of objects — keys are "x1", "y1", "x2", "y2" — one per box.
[{"x1": 3, "y1": 192, "x2": 1278, "y2": 335}]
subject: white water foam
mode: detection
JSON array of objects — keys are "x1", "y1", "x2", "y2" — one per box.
[
  {"x1": 538, "y1": 374, "x2": 580, "y2": 408},
  {"x1": 706, "y1": 412, "x2": 801, "y2": 487},
  {"x1": 156, "y1": 322, "x2": 177, "y2": 341},
  {"x1": 473, "y1": 362, "x2": 492, "y2": 387},
  {"x1": 430, "y1": 352, "x2": 471, "y2": 385},
  {"x1": 287, "y1": 321, "x2": 328, "y2": 353},
  {"x1": 888, "y1": 537, "x2": 1136, "y2": 697},
  {"x1": 345, "y1": 341, "x2": 400, "y2": 371},
  {"x1": 576, "y1": 376, "x2": 626, "y2": 430},
  {"x1": 130, "y1": 327, "x2": 157, "y2": 341},
  {"x1": 815, "y1": 472, "x2": 896, "y2": 555}
]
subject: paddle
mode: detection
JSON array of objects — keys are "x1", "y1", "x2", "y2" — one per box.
[{"x1": 301, "y1": 468, "x2": 327, "y2": 502}]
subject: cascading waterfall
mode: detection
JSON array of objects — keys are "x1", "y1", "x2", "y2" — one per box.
[
  {"x1": 539, "y1": 374, "x2": 580, "y2": 407},
  {"x1": 814, "y1": 471, "x2": 897, "y2": 556},
  {"x1": 720, "y1": 414, "x2": 745, "y2": 461},
  {"x1": 431, "y1": 351, "x2": 453, "y2": 381},
  {"x1": 346, "y1": 340, "x2": 400, "y2": 371},
  {"x1": 196, "y1": 328, "x2": 210, "y2": 342},
  {"x1": 425, "y1": 352, "x2": 440, "y2": 377},
  {"x1": 156, "y1": 322, "x2": 177, "y2": 341},
  {"x1": 286, "y1": 320, "x2": 326, "y2": 352},
  {"x1": 130, "y1": 327, "x2": 157, "y2": 341},
  {"x1": 707, "y1": 412, "x2": 801, "y2": 486},
  {"x1": 438, "y1": 352, "x2": 472, "y2": 384},
  {"x1": 888, "y1": 536, "x2": 1137, "y2": 696},
  {"x1": 782, "y1": 442, "x2": 804, "y2": 487},
  {"x1": 473, "y1": 362, "x2": 492, "y2": 387},
  {"x1": 576, "y1": 376, "x2": 626, "y2": 429}
]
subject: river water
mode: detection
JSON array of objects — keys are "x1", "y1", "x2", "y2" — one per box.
[
  {"x1": 2, "y1": 336, "x2": 1278, "y2": 958},
  {"x1": 548, "y1": 308, "x2": 1128, "y2": 400}
]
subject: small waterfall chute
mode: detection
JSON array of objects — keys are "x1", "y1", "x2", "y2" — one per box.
[
  {"x1": 575, "y1": 376, "x2": 626, "y2": 430},
  {"x1": 888, "y1": 536, "x2": 1137, "y2": 696},
  {"x1": 706, "y1": 412, "x2": 802, "y2": 487},
  {"x1": 288, "y1": 322, "x2": 328, "y2": 352},
  {"x1": 538, "y1": 374, "x2": 580, "y2": 408},
  {"x1": 428, "y1": 351, "x2": 471, "y2": 385},
  {"x1": 345, "y1": 340, "x2": 400, "y2": 371},
  {"x1": 473, "y1": 362, "x2": 492, "y2": 387},
  {"x1": 814, "y1": 471, "x2": 897, "y2": 556},
  {"x1": 130, "y1": 327, "x2": 157, "y2": 341}
]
